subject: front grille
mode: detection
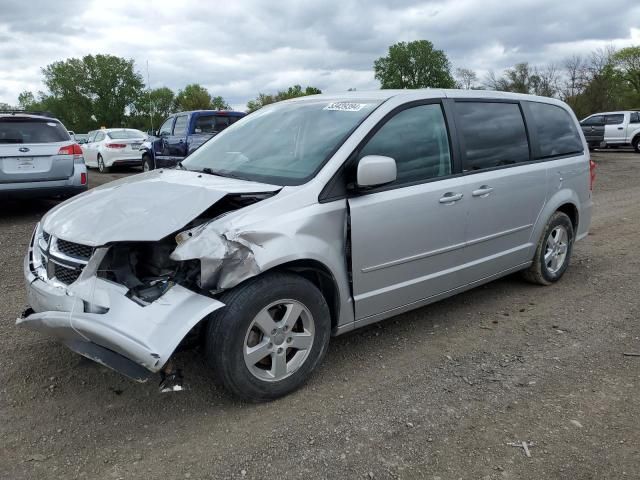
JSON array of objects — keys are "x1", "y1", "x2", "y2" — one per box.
[
  {"x1": 53, "y1": 263, "x2": 82, "y2": 285},
  {"x1": 56, "y1": 239, "x2": 93, "y2": 260}
]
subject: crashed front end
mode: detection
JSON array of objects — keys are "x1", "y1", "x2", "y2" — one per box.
[{"x1": 18, "y1": 222, "x2": 225, "y2": 381}]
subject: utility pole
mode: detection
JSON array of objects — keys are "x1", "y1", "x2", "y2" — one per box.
[{"x1": 146, "y1": 60, "x2": 154, "y2": 133}]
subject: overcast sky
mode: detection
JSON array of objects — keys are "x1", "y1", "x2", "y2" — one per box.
[{"x1": 1, "y1": 0, "x2": 639, "y2": 111}]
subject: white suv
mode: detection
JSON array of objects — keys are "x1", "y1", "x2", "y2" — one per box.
[{"x1": 580, "y1": 110, "x2": 640, "y2": 152}]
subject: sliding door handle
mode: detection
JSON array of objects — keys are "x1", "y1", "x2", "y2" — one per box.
[
  {"x1": 439, "y1": 192, "x2": 464, "y2": 204},
  {"x1": 472, "y1": 185, "x2": 494, "y2": 197}
]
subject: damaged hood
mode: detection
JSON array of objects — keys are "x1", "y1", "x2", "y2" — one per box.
[{"x1": 42, "y1": 169, "x2": 280, "y2": 246}]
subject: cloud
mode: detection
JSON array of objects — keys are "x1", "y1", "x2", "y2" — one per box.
[{"x1": 0, "y1": 0, "x2": 638, "y2": 112}]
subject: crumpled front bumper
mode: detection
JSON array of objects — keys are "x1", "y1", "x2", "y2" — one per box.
[{"x1": 18, "y1": 249, "x2": 225, "y2": 381}]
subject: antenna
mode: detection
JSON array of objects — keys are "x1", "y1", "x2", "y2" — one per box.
[{"x1": 146, "y1": 60, "x2": 153, "y2": 132}]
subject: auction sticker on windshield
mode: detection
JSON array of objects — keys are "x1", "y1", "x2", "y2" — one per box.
[{"x1": 324, "y1": 102, "x2": 368, "y2": 112}]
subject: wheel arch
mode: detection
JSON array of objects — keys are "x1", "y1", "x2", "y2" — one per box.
[
  {"x1": 556, "y1": 202, "x2": 579, "y2": 232},
  {"x1": 142, "y1": 151, "x2": 155, "y2": 170},
  {"x1": 267, "y1": 259, "x2": 341, "y2": 331}
]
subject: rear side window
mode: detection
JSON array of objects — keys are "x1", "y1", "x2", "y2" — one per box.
[
  {"x1": 195, "y1": 114, "x2": 232, "y2": 133},
  {"x1": 455, "y1": 102, "x2": 529, "y2": 171},
  {"x1": 605, "y1": 114, "x2": 624, "y2": 125},
  {"x1": 527, "y1": 102, "x2": 583, "y2": 158},
  {"x1": 630, "y1": 112, "x2": 640, "y2": 124},
  {"x1": 173, "y1": 115, "x2": 188, "y2": 135},
  {"x1": 0, "y1": 118, "x2": 70, "y2": 144},
  {"x1": 358, "y1": 104, "x2": 452, "y2": 186},
  {"x1": 94, "y1": 131, "x2": 105, "y2": 142}
]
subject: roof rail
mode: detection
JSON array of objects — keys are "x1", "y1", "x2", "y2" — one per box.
[{"x1": 0, "y1": 109, "x2": 56, "y2": 118}]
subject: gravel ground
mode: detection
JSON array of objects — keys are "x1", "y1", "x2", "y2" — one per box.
[{"x1": 1, "y1": 154, "x2": 639, "y2": 480}]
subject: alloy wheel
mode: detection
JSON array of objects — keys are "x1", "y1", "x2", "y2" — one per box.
[
  {"x1": 544, "y1": 225, "x2": 569, "y2": 274},
  {"x1": 243, "y1": 299, "x2": 315, "y2": 382}
]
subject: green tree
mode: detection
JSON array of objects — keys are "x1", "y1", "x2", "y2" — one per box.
[
  {"x1": 373, "y1": 40, "x2": 455, "y2": 89},
  {"x1": 613, "y1": 46, "x2": 640, "y2": 106},
  {"x1": 211, "y1": 95, "x2": 231, "y2": 110},
  {"x1": 174, "y1": 84, "x2": 230, "y2": 111},
  {"x1": 131, "y1": 87, "x2": 176, "y2": 130},
  {"x1": 40, "y1": 54, "x2": 144, "y2": 130},
  {"x1": 18, "y1": 91, "x2": 38, "y2": 109},
  {"x1": 246, "y1": 85, "x2": 322, "y2": 112}
]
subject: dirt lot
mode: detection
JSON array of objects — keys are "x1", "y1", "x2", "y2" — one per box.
[{"x1": 1, "y1": 154, "x2": 639, "y2": 480}]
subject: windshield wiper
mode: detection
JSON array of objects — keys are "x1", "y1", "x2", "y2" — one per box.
[{"x1": 198, "y1": 168, "x2": 244, "y2": 180}]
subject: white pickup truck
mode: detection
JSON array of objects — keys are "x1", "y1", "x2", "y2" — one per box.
[{"x1": 580, "y1": 110, "x2": 640, "y2": 152}]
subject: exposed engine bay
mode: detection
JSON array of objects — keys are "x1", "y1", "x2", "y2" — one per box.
[{"x1": 97, "y1": 193, "x2": 276, "y2": 305}]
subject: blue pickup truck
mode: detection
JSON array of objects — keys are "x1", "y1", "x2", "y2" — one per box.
[{"x1": 140, "y1": 110, "x2": 246, "y2": 171}]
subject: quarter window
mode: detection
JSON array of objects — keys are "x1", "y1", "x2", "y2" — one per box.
[
  {"x1": 527, "y1": 102, "x2": 583, "y2": 158},
  {"x1": 605, "y1": 114, "x2": 624, "y2": 125},
  {"x1": 358, "y1": 104, "x2": 452, "y2": 186},
  {"x1": 455, "y1": 102, "x2": 529, "y2": 171}
]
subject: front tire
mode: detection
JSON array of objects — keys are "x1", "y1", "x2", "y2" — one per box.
[
  {"x1": 633, "y1": 137, "x2": 640, "y2": 153},
  {"x1": 522, "y1": 212, "x2": 574, "y2": 285},
  {"x1": 205, "y1": 272, "x2": 331, "y2": 402},
  {"x1": 142, "y1": 154, "x2": 154, "y2": 171},
  {"x1": 97, "y1": 154, "x2": 110, "y2": 173}
]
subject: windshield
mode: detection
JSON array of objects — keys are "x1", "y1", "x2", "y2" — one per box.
[
  {"x1": 182, "y1": 99, "x2": 382, "y2": 185},
  {"x1": 107, "y1": 129, "x2": 145, "y2": 139}
]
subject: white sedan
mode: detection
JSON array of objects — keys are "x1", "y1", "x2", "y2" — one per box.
[{"x1": 82, "y1": 128, "x2": 147, "y2": 173}]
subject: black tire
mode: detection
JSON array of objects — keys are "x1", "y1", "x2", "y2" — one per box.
[
  {"x1": 204, "y1": 272, "x2": 331, "y2": 402},
  {"x1": 633, "y1": 136, "x2": 640, "y2": 153},
  {"x1": 97, "y1": 155, "x2": 110, "y2": 173},
  {"x1": 522, "y1": 211, "x2": 574, "y2": 286},
  {"x1": 142, "y1": 154, "x2": 154, "y2": 172}
]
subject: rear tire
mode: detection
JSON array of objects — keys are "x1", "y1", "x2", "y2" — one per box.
[
  {"x1": 633, "y1": 137, "x2": 640, "y2": 153},
  {"x1": 97, "y1": 155, "x2": 110, "y2": 173},
  {"x1": 204, "y1": 272, "x2": 331, "y2": 402},
  {"x1": 142, "y1": 154, "x2": 154, "y2": 171},
  {"x1": 522, "y1": 212, "x2": 574, "y2": 286}
]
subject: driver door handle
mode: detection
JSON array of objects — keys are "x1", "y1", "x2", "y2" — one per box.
[
  {"x1": 472, "y1": 185, "x2": 494, "y2": 197},
  {"x1": 439, "y1": 192, "x2": 464, "y2": 204}
]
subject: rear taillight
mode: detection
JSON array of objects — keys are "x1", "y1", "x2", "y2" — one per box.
[
  {"x1": 106, "y1": 143, "x2": 126, "y2": 149},
  {"x1": 58, "y1": 143, "x2": 83, "y2": 155},
  {"x1": 589, "y1": 159, "x2": 596, "y2": 191},
  {"x1": 80, "y1": 172, "x2": 87, "y2": 185}
]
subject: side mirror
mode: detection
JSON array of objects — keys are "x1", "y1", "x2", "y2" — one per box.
[{"x1": 357, "y1": 155, "x2": 397, "y2": 188}]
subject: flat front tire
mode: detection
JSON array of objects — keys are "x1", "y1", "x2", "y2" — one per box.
[
  {"x1": 522, "y1": 211, "x2": 574, "y2": 285},
  {"x1": 204, "y1": 272, "x2": 331, "y2": 402}
]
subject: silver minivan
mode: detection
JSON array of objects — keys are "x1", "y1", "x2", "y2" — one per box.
[{"x1": 19, "y1": 90, "x2": 594, "y2": 400}]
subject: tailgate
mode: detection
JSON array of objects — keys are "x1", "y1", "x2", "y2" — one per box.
[
  {"x1": 0, "y1": 116, "x2": 75, "y2": 184},
  {"x1": 0, "y1": 143, "x2": 75, "y2": 184}
]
